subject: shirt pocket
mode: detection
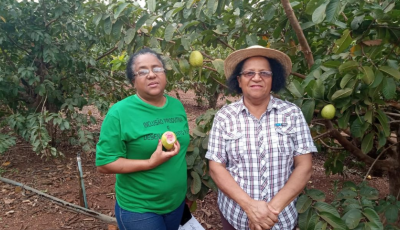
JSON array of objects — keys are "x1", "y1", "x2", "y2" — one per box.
[
  {"x1": 222, "y1": 132, "x2": 245, "y2": 165},
  {"x1": 275, "y1": 125, "x2": 295, "y2": 156}
]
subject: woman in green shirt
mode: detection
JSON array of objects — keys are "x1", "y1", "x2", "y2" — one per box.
[{"x1": 96, "y1": 48, "x2": 190, "y2": 230}]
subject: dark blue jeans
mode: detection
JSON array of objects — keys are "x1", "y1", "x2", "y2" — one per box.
[{"x1": 115, "y1": 200, "x2": 185, "y2": 230}]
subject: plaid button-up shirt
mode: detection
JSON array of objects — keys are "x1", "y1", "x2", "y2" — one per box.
[{"x1": 206, "y1": 96, "x2": 317, "y2": 230}]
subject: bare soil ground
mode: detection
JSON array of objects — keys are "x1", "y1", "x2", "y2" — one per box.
[{"x1": 0, "y1": 90, "x2": 389, "y2": 230}]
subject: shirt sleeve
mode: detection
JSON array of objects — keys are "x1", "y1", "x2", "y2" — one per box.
[
  {"x1": 292, "y1": 109, "x2": 318, "y2": 156},
  {"x1": 205, "y1": 114, "x2": 227, "y2": 164},
  {"x1": 95, "y1": 113, "x2": 127, "y2": 166}
]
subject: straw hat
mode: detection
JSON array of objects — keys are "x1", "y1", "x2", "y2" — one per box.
[{"x1": 224, "y1": 45, "x2": 292, "y2": 79}]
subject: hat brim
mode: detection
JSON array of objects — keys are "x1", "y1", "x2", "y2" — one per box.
[{"x1": 224, "y1": 46, "x2": 292, "y2": 79}]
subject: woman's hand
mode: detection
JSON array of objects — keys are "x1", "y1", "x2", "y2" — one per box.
[
  {"x1": 148, "y1": 139, "x2": 180, "y2": 168},
  {"x1": 245, "y1": 200, "x2": 279, "y2": 230}
]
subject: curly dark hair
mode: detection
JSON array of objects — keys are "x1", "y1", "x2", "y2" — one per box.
[
  {"x1": 126, "y1": 48, "x2": 166, "y2": 83},
  {"x1": 226, "y1": 57, "x2": 287, "y2": 94}
]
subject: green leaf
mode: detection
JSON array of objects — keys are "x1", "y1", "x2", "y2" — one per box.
[
  {"x1": 314, "y1": 221, "x2": 328, "y2": 230},
  {"x1": 331, "y1": 88, "x2": 353, "y2": 101},
  {"x1": 296, "y1": 195, "x2": 313, "y2": 213},
  {"x1": 287, "y1": 80, "x2": 304, "y2": 98},
  {"x1": 351, "y1": 15, "x2": 365, "y2": 30},
  {"x1": 305, "y1": 0, "x2": 326, "y2": 15},
  {"x1": 363, "y1": 208, "x2": 383, "y2": 229},
  {"x1": 342, "y1": 209, "x2": 363, "y2": 229},
  {"x1": 361, "y1": 66, "x2": 374, "y2": 85},
  {"x1": 314, "y1": 202, "x2": 341, "y2": 218},
  {"x1": 376, "y1": 109, "x2": 390, "y2": 137},
  {"x1": 201, "y1": 136, "x2": 209, "y2": 150},
  {"x1": 147, "y1": 0, "x2": 156, "y2": 12},
  {"x1": 135, "y1": 14, "x2": 150, "y2": 30},
  {"x1": 333, "y1": 30, "x2": 353, "y2": 54},
  {"x1": 301, "y1": 99, "x2": 315, "y2": 124},
  {"x1": 370, "y1": 70, "x2": 384, "y2": 88},
  {"x1": 196, "y1": 0, "x2": 206, "y2": 18},
  {"x1": 338, "y1": 110, "x2": 350, "y2": 129},
  {"x1": 339, "y1": 61, "x2": 359, "y2": 73},
  {"x1": 206, "y1": 0, "x2": 218, "y2": 15},
  {"x1": 380, "y1": 66, "x2": 400, "y2": 80},
  {"x1": 307, "y1": 189, "x2": 326, "y2": 201},
  {"x1": 361, "y1": 133, "x2": 374, "y2": 154},
  {"x1": 211, "y1": 59, "x2": 224, "y2": 76},
  {"x1": 164, "y1": 24, "x2": 176, "y2": 42},
  {"x1": 325, "y1": 0, "x2": 341, "y2": 22},
  {"x1": 190, "y1": 171, "x2": 202, "y2": 194},
  {"x1": 385, "y1": 204, "x2": 399, "y2": 223},
  {"x1": 382, "y1": 78, "x2": 396, "y2": 99},
  {"x1": 378, "y1": 131, "x2": 386, "y2": 149},
  {"x1": 114, "y1": 3, "x2": 129, "y2": 19},
  {"x1": 323, "y1": 60, "x2": 342, "y2": 68},
  {"x1": 319, "y1": 212, "x2": 346, "y2": 229},
  {"x1": 360, "y1": 186, "x2": 379, "y2": 200},
  {"x1": 340, "y1": 74, "x2": 355, "y2": 88},
  {"x1": 93, "y1": 14, "x2": 103, "y2": 26},
  {"x1": 365, "y1": 110, "x2": 373, "y2": 124},
  {"x1": 124, "y1": 28, "x2": 136, "y2": 44},
  {"x1": 312, "y1": 3, "x2": 327, "y2": 24},
  {"x1": 111, "y1": 19, "x2": 124, "y2": 39},
  {"x1": 104, "y1": 17, "x2": 112, "y2": 35},
  {"x1": 245, "y1": 34, "x2": 258, "y2": 46}
]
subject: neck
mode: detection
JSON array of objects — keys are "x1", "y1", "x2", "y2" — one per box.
[
  {"x1": 137, "y1": 93, "x2": 166, "y2": 107},
  {"x1": 243, "y1": 95, "x2": 271, "y2": 119}
]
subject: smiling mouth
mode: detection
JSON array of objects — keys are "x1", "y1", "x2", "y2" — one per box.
[{"x1": 250, "y1": 85, "x2": 263, "y2": 88}]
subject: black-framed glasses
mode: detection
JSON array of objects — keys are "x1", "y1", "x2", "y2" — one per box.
[
  {"x1": 134, "y1": 67, "x2": 166, "y2": 78},
  {"x1": 240, "y1": 71, "x2": 273, "y2": 79}
]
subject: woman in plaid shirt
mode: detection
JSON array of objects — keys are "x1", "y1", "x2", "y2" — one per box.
[{"x1": 206, "y1": 46, "x2": 317, "y2": 230}]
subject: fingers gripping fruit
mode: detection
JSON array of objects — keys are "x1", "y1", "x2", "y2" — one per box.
[{"x1": 161, "y1": 131, "x2": 177, "y2": 150}]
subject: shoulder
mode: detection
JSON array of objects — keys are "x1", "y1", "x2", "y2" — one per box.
[
  {"x1": 272, "y1": 97, "x2": 302, "y2": 115},
  {"x1": 214, "y1": 100, "x2": 242, "y2": 121},
  {"x1": 106, "y1": 95, "x2": 136, "y2": 117}
]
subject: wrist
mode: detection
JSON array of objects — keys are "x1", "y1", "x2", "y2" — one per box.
[{"x1": 267, "y1": 202, "x2": 280, "y2": 214}]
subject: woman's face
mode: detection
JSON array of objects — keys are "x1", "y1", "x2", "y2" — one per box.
[
  {"x1": 132, "y1": 53, "x2": 167, "y2": 99},
  {"x1": 237, "y1": 56, "x2": 272, "y2": 101}
]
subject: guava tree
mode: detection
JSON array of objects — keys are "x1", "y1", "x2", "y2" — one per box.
[
  {"x1": 110, "y1": 0, "x2": 400, "y2": 200},
  {"x1": 0, "y1": 0, "x2": 132, "y2": 156},
  {"x1": 2, "y1": 0, "x2": 400, "y2": 210}
]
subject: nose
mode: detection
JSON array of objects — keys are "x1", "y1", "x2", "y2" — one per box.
[
  {"x1": 252, "y1": 72, "x2": 262, "y2": 81},
  {"x1": 146, "y1": 70, "x2": 157, "y2": 78}
]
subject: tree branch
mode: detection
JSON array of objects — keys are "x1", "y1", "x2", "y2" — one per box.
[
  {"x1": 363, "y1": 141, "x2": 400, "y2": 181},
  {"x1": 202, "y1": 66, "x2": 228, "y2": 89},
  {"x1": 217, "y1": 38, "x2": 235, "y2": 51},
  {"x1": 5, "y1": 34, "x2": 30, "y2": 54},
  {"x1": 280, "y1": 0, "x2": 314, "y2": 69},
  {"x1": 326, "y1": 120, "x2": 398, "y2": 171},
  {"x1": 291, "y1": 72, "x2": 306, "y2": 79},
  {"x1": 95, "y1": 46, "x2": 118, "y2": 61}
]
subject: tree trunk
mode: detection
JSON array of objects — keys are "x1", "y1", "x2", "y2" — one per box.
[{"x1": 280, "y1": 0, "x2": 314, "y2": 69}]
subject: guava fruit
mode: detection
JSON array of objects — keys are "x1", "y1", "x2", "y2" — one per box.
[
  {"x1": 161, "y1": 131, "x2": 177, "y2": 150},
  {"x1": 321, "y1": 104, "x2": 336, "y2": 120},
  {"x1": 189, "y1": 51, "x2": 203, "y2": 67}
]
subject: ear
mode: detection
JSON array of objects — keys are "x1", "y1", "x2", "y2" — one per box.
[
  {"x1": 132, "y1": 79, "x2": 136, "y2": 88},
  {"x1": 237, "y1": 76, "x2": 242, "y2": 88}
]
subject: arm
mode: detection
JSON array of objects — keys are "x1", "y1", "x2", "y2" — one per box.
[
  {"x1": 268, "y1": 153, "x2": 312, "y2": 212},
  {"x1": 97, "y1": 140, "x2": 180, "y2": 174},
  {"x1": 209, "y1": 161, "x2": 278, "y2": 230}
]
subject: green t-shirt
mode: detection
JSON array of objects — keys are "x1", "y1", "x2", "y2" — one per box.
[{"x1": 96, "y1": 94, "x2": 190, "y2": 214}]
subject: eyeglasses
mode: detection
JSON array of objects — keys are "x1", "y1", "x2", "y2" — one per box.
[
  {"x1": 240, "y1": 71, "x2": 273, "y2": 79},
  {"x1": 134, "y1": 67, "x2": 165, "y2": 78}
]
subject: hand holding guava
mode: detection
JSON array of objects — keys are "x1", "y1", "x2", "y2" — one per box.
[{"x1": 148, "y1": 137, "x2": 180, "y2": 169}]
